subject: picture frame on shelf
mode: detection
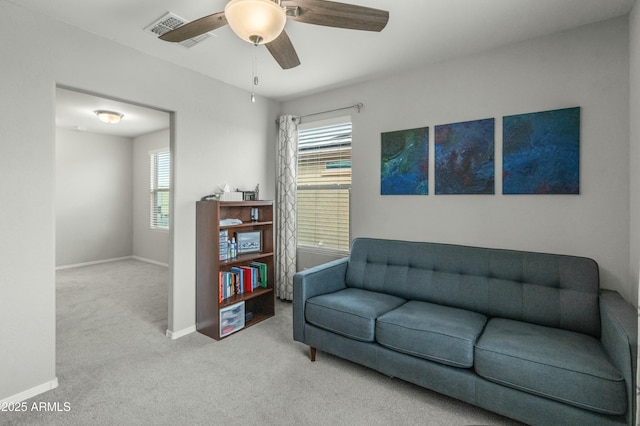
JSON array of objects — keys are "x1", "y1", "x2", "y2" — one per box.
[
  {"x1": 242, "y1": 191, "x2": 257, "y2": 201},
  {"x1": 239, "y1": 184, "x2": 260, "y2": 201},
  {"x1": 236, "y1": 231, "x2": 261, "y2": 254}
]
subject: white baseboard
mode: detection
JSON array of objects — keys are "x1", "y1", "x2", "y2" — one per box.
[
  {"x1": 56, "y1": 256, "x2": 133, "y2": 270},
  {"x1": 131, "y1": 256, "x2": 169, "y2": 267},
  {"x1": 166, "y1": 325, "x2": 196, "y2": 340},
  {"x1": 1, "y1": 378, "x2": 58, "y2": 404},
  {"x1": 57, "y1": 256, "x2": 169, "y2": 270}
]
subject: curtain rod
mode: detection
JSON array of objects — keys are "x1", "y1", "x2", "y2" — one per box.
[{"x1": 276, "y1": 102, "x2": 363, "y2": 125}]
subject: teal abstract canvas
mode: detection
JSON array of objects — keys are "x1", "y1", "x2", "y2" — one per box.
[
  {"x1": 435, "y1": 118, "x2": 495, "y2": 194},
  {"x1": 381, "y1": 127, "x2": 429, "y2": 195},
  {"x1": 503, "y1": 107, "x2": 580, "y2": 194}
]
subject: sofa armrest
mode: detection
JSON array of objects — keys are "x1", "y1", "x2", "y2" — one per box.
[
  {"x1": 293, "y1": 257, "x2": 349, "y2": 342},
  {"x1": 599, "y1": 289, "x2": 638, "y2": 426}
]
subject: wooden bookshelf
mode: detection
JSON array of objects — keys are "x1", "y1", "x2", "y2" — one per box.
[{"x1": 196, "y1": 200, "x2": 275, "y2": 340}]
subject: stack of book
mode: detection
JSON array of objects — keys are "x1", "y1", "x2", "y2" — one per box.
[
  {"x1": 219, "y1": 230, "x2": 229, "y2": 261},
  {"x1": 218, "y1": 261, "x2": 268, "y2": 302}
]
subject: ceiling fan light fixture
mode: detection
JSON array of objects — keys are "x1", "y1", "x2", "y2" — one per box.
[
  {"x1": 225, "y1": 0, "x2": 286, "y2": 45},
  {"x1": 94, "y1": 110, "x2": 124, "y2": 124}
]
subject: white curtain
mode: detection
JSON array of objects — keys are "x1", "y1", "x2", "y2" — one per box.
[{"x1": 276, "y1": 115, "x2": 298, "y2": 300}]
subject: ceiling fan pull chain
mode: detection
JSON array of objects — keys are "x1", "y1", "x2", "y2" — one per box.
[{"x1": 251, "y1": 50, "x2": 259, "y2": 103}]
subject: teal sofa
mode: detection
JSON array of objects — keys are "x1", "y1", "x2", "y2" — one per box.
[{"x1": 293, "y1": 238, "x2": 637, "y2": 425}]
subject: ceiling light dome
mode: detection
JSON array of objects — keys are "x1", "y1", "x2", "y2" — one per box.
[
  {"x1": 225, "y1": 0, "x2": 286, "y2": 45},
  {"x1": 94, "y1": 110, "x2": 124, "y2": 124}
]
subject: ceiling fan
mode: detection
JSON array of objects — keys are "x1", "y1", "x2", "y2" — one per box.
[{"x1": 159, "y1": 0, "x2": 389, "y2": 69}]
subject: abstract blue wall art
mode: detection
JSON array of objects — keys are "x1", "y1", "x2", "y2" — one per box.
[
  {"x1": 381, "y1": 127, "x2": 429, "y2": 195},
  {"x1": 503, "y1": 107, "x2": 580, "y2": 194},
  {"x1": 435, "y1": 118, "x2": 495, "y2": 194}
]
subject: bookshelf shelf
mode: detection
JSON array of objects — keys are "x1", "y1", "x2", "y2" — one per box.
[
  {"x1": 196, "y1": 200, "x2": 275, "y2": 340},
  {"x1": 220, "y1": 220, "x2": 273, "y2": 230},
  {"x1": 219, "y1": 286, "x2": 273, "y2": 308},
  {"x1": 219, "y1": 252, "x2": 274, "y2": 267}
]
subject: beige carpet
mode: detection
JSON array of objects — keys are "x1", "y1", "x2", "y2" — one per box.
[{"x1": 4, "y1": 259, "x2": 521, "y2": 425}]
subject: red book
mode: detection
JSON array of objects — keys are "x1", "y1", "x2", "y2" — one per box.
[
  {"x1": 218, "y1": 271, "x2": 224, "y2": 302},
  {"x1": 238, "y1": 266, "x2": 254, "y2": 293}
]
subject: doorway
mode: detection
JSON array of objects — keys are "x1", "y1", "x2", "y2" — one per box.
[{"x1": 54, "y1": 86, "x2": 172, "y2": 332}]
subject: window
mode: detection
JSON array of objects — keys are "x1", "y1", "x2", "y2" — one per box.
[
  {"x1": 297, "y1": 120, "x2": 352, "y2": 252},
  {"x1": 150, "y1": 150, "x2": 170, "y2": 230}
]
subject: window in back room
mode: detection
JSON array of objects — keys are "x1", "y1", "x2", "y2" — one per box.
[{"x1": 150, "y1": 149, "x2": 170, "y2": 230}]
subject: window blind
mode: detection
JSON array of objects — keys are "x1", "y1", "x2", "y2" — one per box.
[
  {"x1": 150, "y1": 150, "x2": 170, "y2": 230},
  {"x1": 297, "y1": 122, "x2": 351, "y2": 251}
]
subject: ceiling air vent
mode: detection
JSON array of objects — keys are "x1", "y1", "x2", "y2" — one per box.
[{"x1": 145, "y1": 12, "x2": 212, "y2": 48}]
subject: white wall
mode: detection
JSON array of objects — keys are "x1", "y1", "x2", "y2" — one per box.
[
  {"x1": 56, "y1": 129, "x2": 133, "y2": 266},
  {"x1": 133, "y1": 129, "x2": 170, "y2": 265},
  {"x1": 1, "y1": 0, "x2": 633, "y2": 406},
  {"x1": 283, "y1": 17, "x2": 634, "y2": 304},
  {"x1": 627, "y1": 4, "x2": 640, "y2": 422},
  {"x1": 0, "y1": 1, "x2": 278, "y2": 402},
  {"x1": 57, "y1": 126, "x2": 172, "y2": 268},
  {"x1": 630, "y1": 2, "x2": 640, "y2": 306}
]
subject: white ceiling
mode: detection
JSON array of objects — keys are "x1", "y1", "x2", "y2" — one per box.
[
  {"x1": 14, "y1": 0, "x2": 635, "y2": 136},
  {"x1": 56, "y1": 87, "x2": 170, "y2": 138}
]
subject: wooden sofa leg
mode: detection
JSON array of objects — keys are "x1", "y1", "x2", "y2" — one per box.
[{"x1": 310, "y1": 347, "x2": 316, "y2": 362}]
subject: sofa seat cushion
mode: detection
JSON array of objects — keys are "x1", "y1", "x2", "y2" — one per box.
[
  {"x1": 305, "y1": 288, "x2": 406, "y2": 342},
  {"x1": 376, "y1": 301, "x2": 488, "y2": 368},
  {"x1": 475, "y1": 318, "x2": 626, "y2": 415}
]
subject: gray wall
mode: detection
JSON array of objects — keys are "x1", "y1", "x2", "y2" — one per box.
[
  {"x1": 55, "y1": 129, "x2": 133, "y2": 267},
  {"x1": 283, "y1": 16, "x2": 635, "y2": 305},
  {"x1": 133, "y1": 129, "x2": 170, "y2": 265},
  {"x1": 0, "y1": 1, "x2": 278, "y2": 402}
]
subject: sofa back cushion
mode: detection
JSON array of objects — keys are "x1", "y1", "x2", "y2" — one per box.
[{"x1": 345, "y1": 238, "x2": 600, "y2": 337}]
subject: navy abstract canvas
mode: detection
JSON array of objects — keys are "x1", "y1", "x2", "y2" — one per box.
[
  {"x1": 435, "y1": 118, "x2": 495, "y2": 194},
  {"x1": 381, "y1": 127, "x2": 429, "y2": 195},
  {"x1": 503, "y1": 107, "x2": 580, "y2": 194}
]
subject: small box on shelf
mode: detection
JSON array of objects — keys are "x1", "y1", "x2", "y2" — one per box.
[{"x1": 218, "y1": 191, "x2": 243, "y2": 201}]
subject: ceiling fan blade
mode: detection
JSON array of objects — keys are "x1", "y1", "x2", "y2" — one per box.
[
  {"x1": 266, "y1": 30, "x2": 301, "y2": 69},
  {"x1": 159, "y1": 12, "x2": 227, "y2": 42},
  {"x1": 283, "y1": 0, "x2": 388, "y2": 32}
]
